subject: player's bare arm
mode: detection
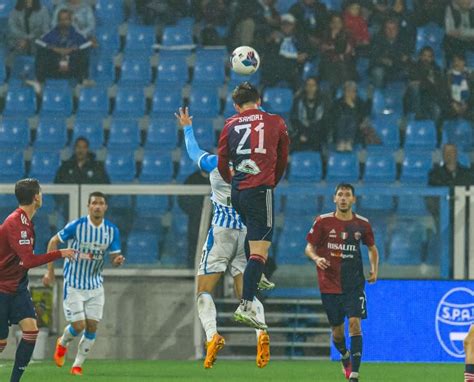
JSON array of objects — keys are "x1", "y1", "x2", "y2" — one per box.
[
  {"x1": 305, "y1": 243, "x2": 330, "y2": 270},
  {"x1": 367, "y1": 245, "x2": 379, "y2": 284},
  {"x1": 111, "y1": 253, "x2": 125, "y2": 267},
  {"x1": 43, "y1": 234, "x2": 61, "y2": 287}
]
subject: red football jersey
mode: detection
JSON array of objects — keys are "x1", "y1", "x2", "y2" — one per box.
[
  {"x1": 217, "y1": 108, "x2": 289, "y2": 190},
  {"x1": 306, "y1": 212, "x2": 375, "y2": 294},
  {"x1": 0, "y1": 208, "x2": 62, "y2": 294}
]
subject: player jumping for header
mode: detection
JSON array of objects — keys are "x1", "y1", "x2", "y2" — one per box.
[
  {"x1": 305, "y1": 183, "x2": 379, "y2": 382},
  {"x1": 0, "y1": 178, "x2": 76, "y2": 382},
  {"x1": 217, "y1": 82, "x2": 289, "y2": 329},
  {"x1": 175, "y1": 106, "x2": 272, "y2": 369}
]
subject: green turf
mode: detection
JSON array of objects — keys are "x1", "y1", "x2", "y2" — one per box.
[{"x1": 0, "y1": 360, "x2": 461, "y2": 381}]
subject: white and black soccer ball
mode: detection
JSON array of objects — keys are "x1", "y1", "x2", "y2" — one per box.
[{"x1": 230, "y1": 46, "x2": 260, "y2": 75}]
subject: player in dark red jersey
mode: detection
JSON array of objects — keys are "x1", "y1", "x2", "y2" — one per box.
[
  {"x1": 0, "y1": 179, "x2": 76, "y2": 382},
  {"x1": 305, "y1": 183, "x2": 379, "y2": 382},
  {"x1": 217, "y1": 82, "x2": 289, "y2": 329}
]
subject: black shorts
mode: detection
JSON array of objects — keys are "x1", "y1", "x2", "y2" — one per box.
[
  {"x1": 0, "y1": 289, "x2": 36, "y2": 339},
  {"x1": 321, "y1": 289, "x2": 367, "y2": 327},
  {"x1": 231, "y1": 185, "x2": 274, "y2": 241}
]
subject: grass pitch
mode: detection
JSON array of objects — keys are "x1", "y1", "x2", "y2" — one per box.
[{"x1": 0, "y1": 359, "x2": 460, "y2": 381}]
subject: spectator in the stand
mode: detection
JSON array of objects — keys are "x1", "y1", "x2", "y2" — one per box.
[
  {"x1": 330, "y1": 80, "x2": 372, "y2": 151},
  {"x1": 196, "y1": 0, "x2": 228, "y2": 45},
  {"x1": 52, "y1": 0, "x2": 95, "y2": 39},
  {"x1": 446, "y1": 53, "x2": 474, "y2": 120},
  {"x1": 177, "y1": 169, "x2": 210, "y2": 268},
  {"x1": 405, "y1": 46, "x2": 446, "y2": 121},
  {"x1": 261, "y1": 13, "x2": 309, "y2": 89},
  {"x1": 319, "y1": 13, "x2": 356, "y2": 88},
  {"x1": 369, "y1": 0, "x2": 392, "y2": 29},
  {"x1": 289, "y1": 0, "x2": 328, "y2": 49},
  {"x1": 290, "y1": 76, "x2": 330, "y2": 152},
  {"x1": 35, "y1": 9, "x2": 91, "y2": 82},
  {"x1": 413, "y1": 0, "x2": 449, "y2": 26},
  {"x1": 388, "y1": 0, "x2": 416, "y2": 52},
  {"x1": 429, "y1": 143, "x2": 472, "y2": 186},
  {"x1": 136, "y1": 0, "x2": 188, "y2": 26},
  {"x1": 54, "y1": 137, "x2": 110, "y2": 184},
  {"x1": 343, "y1": 1, "x2": 370, "y2": 54},
  {"x1": 444, "y1": 0, "x2": 474, "y2": 59},
  {"x1": 369, "y1": 18, "x2": 411, "y2": 87},
  {"x1": 7, "y1": 0, "x2": 50, "y2": 55}
]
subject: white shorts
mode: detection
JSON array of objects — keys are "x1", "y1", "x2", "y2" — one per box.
[
  {"x1": 198, "y1": 226, "x2": 247, "y2": 277},
  {"x1": 63, "y1": 285, "x2": 105, "y2": 323}
]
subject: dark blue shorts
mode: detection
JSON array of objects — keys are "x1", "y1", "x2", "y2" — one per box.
[
  {"x1": 231, "y1": 186, "x2": 274, "y2": 241},
  {"x1": 0, "y1": 289, "x2": 36, "y2": 339},
  {"x1": 321, "y1": 289, "x2": 367, "y2": 327}
]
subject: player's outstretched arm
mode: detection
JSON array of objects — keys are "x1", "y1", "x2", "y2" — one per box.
[
  {"x1": 367, "y1": 245, "x2": 379, "y2": 284},
  {"x1": 43, "y1": 234, "x2": 61, "y2": 287}
]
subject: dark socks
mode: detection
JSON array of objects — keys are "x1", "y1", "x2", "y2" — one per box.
[
  {"x1": 350, "y1": 335, "x2": 362, "y2": 373},
  {"x1": 10, "y1": 339, "x2": 36, "y2": 382},
  {"x1": 467, "y1": 365, "x2": 474, "y2": 373},
  {"x1": 242, "y1": 255, "x2": 265, "y2": 302},
  {"x1": 334, "y1": 338, "x2": 350, "y2": 366}
]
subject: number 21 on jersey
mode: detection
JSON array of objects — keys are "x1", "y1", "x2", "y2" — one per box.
[{"x1": 235, "y1": 123, "x2": 267, "y2": 154}]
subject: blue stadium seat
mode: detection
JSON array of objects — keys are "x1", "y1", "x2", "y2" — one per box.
[
  {"x1": 405, "y1": 120, "x2": 437, "y2": 149},
  {"x1": 136, "y1": 195, "x2": 170, "y2": 217},
  {"x1": 161, "y1": 25, "x2": 194, "y2": 47},
  {"x1": 415, "y1": 23, "x2": 445, "y2": 53},
  {"x1": 442, "y1": 119, "x2": 472, "y2": 151},
  {"x1": 288, "y1": 151, "x2": 322, "y2": 183},
  {"x1": 176, "y1": 152, "x2": 198, "y2": 182},
  {"x1": 363, "y1": 152, "x2": 396, "y2": 183},
  {"x1": 396, "y1": 195, "x2": 428, "y2": 216},
  {"x1": 89, "y1": 54, "x2": 115, "y2": 84},
  {"x1": 276, "y1": 0, "x2": 298, "y2": 13},
  {"x1": 262, "y1": 87, "x2": 293, "y2": 114},
  {"x1": 105, "y1": 150, "x2": 136, "y2": 183},
  {"x1": 371, "y1": 114, "x2": 401, "y2": 148},
  {"x1": 284, "y1": 197, "x2": 319, "y2": 217},
  {"x1": 0, "y1": 57, "x2": 5, "y2": 83},
  {"x1": 0, "y1": 0, "x2": 14, "y2": 18},
  {"x1": 223, "y1": 92, "x2": 236, "y2": 118},
  {"x1": 302, "y1": 59, "x2": 320, "y2": 80},
  {"x1": 34, "y1": 117, "x2": 67, "y2": 149},
  {"x1": 40, "y1": 85, "x2": 73, "y2": 116},
  {"x1": 139, "y1": 151, "x2": 173, "y2": 183},
  {"x1": 195, "y1": 47, "x2": 227, "y2": 64},
  {"x1": 10, "y1": 55, "x2": 35, "y2": 80},
  {"x1": 358, "y1": 194, "x2": 394, "y2": 212},
  {"x1": 95, "y1": 0, "x2": 124, "y2": 26},
  {"x1": 3, "y1": 86, "x2": 36, "y2": 116},
  {"x1": 457, "y1": 152, "x2": 471, "y2": 168},
  {"x1": 326, "y1": 152, "x2": 359, "y2": 183},
  {"x1": 387, "y1": 221, "x2": 424, "y2": 265},
  {"x1": 193, "y1": 56, "x2": 225, "y2": 86},
  {"x1": 77, "y1": 86, "x2": 109, "y2": 117},
  {"x1": 72, "y1": 117, "x2": 104, "y2": 150},
  {"x1": 113, "y1": 86, "x2": 146, "y2": 117},
  {"x1": 29, "y1": 150, "x2": 60, "y2": 183},
  {"x1": 356, "y1": 57, "x2": 369, "y2": 80},
  {"x1": 372, "y1": 88, "x2": 403, "y2": 116},
  {"x1": 190, "y1": 117, "x2": 215, "y2": 151},
  {"x1": 400, "y1": 150, "x2": 432, "y2": 184},
  {"x1": 119, "y1": 54, "x2": 152, "y2": 85},
  {"x1": 189, "y1": 87, "x2": 220, "y2": 117},
  {"x1": 0, "y1": 118, "x2": 29, "y2": 150},
  {"x1": 156, "y1": 56, "x2": 189, "y2": 86},
  {"x1": 151, "y1": 85, "x2": 182, "y2": 115},
  {"x1": 95, "y1": 26, "x2": 120, "y2": 54},
  {"x1": 126, "y1": 232, "x2": 159, "y2": 264},
  {"x1": 108, "y1": 118, "x2": 141, "y2": 148},
  {"x1": 277, "y1": 231, "x2": 308, "y2": 265},
  {"x1": 0, "y1": 150, "x2": 24, "y2": 182},
  {"x1": 320, "y1": 0, "x2": 342, "y2": 10},
  {"x1": 124, "y1": 25, "x2": 156, "y2": 54},
  {"x1": 145, "y1": 118, "x2": 178, "y2": 150},
  {"x1": 228, "y1": 69, "x2": 260, "y2": 89}
]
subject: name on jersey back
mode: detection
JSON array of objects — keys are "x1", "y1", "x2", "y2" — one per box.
[{"x1": 238, "y1": 114, "x2": 263, "y2": 123}]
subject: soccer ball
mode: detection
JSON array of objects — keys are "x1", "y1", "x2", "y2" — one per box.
[{"x1": 230, "y1": 46, "x2": 260, "y2": 75}]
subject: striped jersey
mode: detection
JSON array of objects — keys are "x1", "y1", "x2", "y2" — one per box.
[{"x1": 58, "y1": 215, "x2": 121, "y2": 290}]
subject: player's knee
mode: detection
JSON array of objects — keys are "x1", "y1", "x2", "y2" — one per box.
[
  {"x1": 0, "y1": 340, "x2": 7, "y2": 353},
  {"x1": 72, "y1": 321, "x2": 86, "y2": 333},
  {"x1": 86, "y1": 321, "x2": 99, "y2": 333},
  {"x1": 22, "y1": 329, "x2": 39, "y2": 344},
  {"x1": 464, "y1": 334, "x2": 474, "y2": 350},
  {"x1": 349, "y1": 319, "x2": 361, "y2": 336}
]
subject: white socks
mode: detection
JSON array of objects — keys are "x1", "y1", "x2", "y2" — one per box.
[
  {"x1": 73, "y1": 332, "x2": 96, "y2": 368},
  {"x1": 253, "y1": 297, "x2": 266, "y2": 339},
  {"x1": 197, "y1": 292, "x2": 217, "y2": 342},
  {"x1": 60, "y1": 324, "x2": 79, "y2": 347}
]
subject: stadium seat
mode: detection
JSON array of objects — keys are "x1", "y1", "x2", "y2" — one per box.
[
  {"x1": 193, "y1": 56, "x2": 225, "y2": 86},
  {"x1": 396, "y1": 195, "x2": 428, "y2": 216},
  {"x1": 326, "y1": 152, "x2": 359, "y2": 183},
  {"x1": 119, "y1": 54, "x2": 152, "y2": 85},
  {"x1": 95, "y1": 26, "x2": 120, "y2": 54},
  {"x1": 189, "y1": 87, "x2": 220, "y2": 117},
  {"x1": 124, "y1": 25, "x2": 156, "y2": 54},
  {"x1": 176, "y1": 152, "x2": 198, "y2": 182},
  {"x1": 95, "y1": 0, "x2": 124, "y2": 26},
  {"x1": 457, "y1": 152, "x2": 471, "y2": 168},
  {"x1": 405, "y1": 120, "x2": 437, "y2": 149},
  {"x1": 34, "y1": 117, "x2": 67, "y2": 149},
  {"x1": 223, "y1": 92, "x2": 236, "y2": 118},
  {"x1": 0, "y1": 118, "x2": 29, "y2": 150},
  {"x1": 160, "y1": 234, "x2": 188, "y2": 266},
  {"x1": 3, "y1": 86, "x2": 36, "y2": 116},
  {"x1": 156, "y1": 56, "x2": 189, "y2": 86},
  {"x1": 151, "y1": 86, "x2": 182, "y2": 116},
  {"x1": 387, "y1": 221, "x2": 424, "y2": 265},
  {"x1": 302, "y1": 59, "x2": 320, "y2": 80},
  {"x1": 262, "y1": 87, "x2": 293, "y2": 114},
  {"x1": 370, "y1": 114, "x2": 401, "y2": 148},
  {"x1": 372, "y1": 88, "x2": 403, "y2": 116},
  {"x1": 288, "y1": 151, "x2": 323, "y2": 183},
  {"x1": 320, "y1": 0, "x2": 342, "y2": 10},
  {"x1": 89, "y1": 54, "x2": 116, "y2": 85},
  {"x1": 105, "y1": 150, "x2": 136, "y2": 183},
  {"x1": 0, "y1": 58, "x2": 5, "y2": 83},
  {"x1": 72, "y1": 117, "x2": 104, "y2": 150},
  {"x1": 145, "y1": 118, "x2": 178, "y2": 150},
  {"x1": 108, "y1": 118, "x2": 141, "y2": 148},
  {"x1": 29, "y1": 150, "x2": 61, "y2": 183},
  {"x1": 77, "y1": 86, "x2": 109, "y2": 117},
  {"x1": 275, "y1": 0, "x2": 298, "y2": 13},
  {"x1": 466, "y1": 50, "x2": 474, "y2": 69},
  {"x1": 113, "y1": 86, "x2": 146, "y2": 117},
  {"x1": 284, "y1": 197, "x2": 319, "y2": 217},
  {"x1": 126, "y1": 232, "x2": 159, "y2": 264},
  {"x1": 363, "y1": 152, "x2": 396, "y2": 183},
  {"x1": 0, "y1": 150, "x2": 24, "y2": 182},
  {"x1": 190, "y1": 117, "x2": 215, "y2": 151},
  {"x1": 161, "y1": 25, "x2": 194, "y2": 47},
  {"x1": 400, "y1": 150, "x2": 432, "y2": 184},
  {"x1": 228, "y1": 69, "x2": 260, "y2": 89},
  {"x1": 40, "y1": 85, "x2": 73, "y2": 116},
  {"x1": 442, "y1": 119, "x2": 472, "y2": 151},
  {"x1": 10, "y1": 55, "x2": 35, "y2": 80},
  {"x1": 136, "y1": 195, "x2": 170, "y2": 217},
  {"x1": 356, "y1": 57, "x2": 369, "y2": 80},
  {"x1": 139, "y1": 151, "x2": 174, "y2": 183},
  {"x1": 415, "y1": 23, "x2": 445, "y2": 53},
  {"x1": 358, "y1": 194, "x2": 394, "y2": 212},
  {"x1": 195, "y1": 47, "x2": 227, "y2": 64},
  {"x1": 277, "y1": 231, "x2": 308, "y2": 265}
]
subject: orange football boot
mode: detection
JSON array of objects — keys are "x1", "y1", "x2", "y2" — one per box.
[
  {"x1": 53, "y1": 338, "x2": 67, "y2": 367},
  {"x1": 70, "y1": 366, "x2": 83, "y2": 376},
  {"x1": 256, "y1": 331, "x2": 270, "y2": 368},
  {"x1": 204, "y1": 333, "x2": 225, "y2": 369}
]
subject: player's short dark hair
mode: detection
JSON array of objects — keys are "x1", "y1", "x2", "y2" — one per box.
[
  {"x1": 74, "y1": 136, "x2": 90, "y2": 148},
  {"x1": 15, "y1": 178, "x2": 41, "y2": 205},
  {"x1": 232, "y1": 82, "x2": 260, "y2": 107},
  {"x1": 88, "y1": 191, "x2": 107, "y2": 204},
  {"x1": 334, "y1": 183, "x2": 355, "y2": 195}
]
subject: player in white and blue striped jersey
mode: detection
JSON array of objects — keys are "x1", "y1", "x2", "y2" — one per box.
[
  {"x1": 176, "y1": 107, "x2": 272, "y2": 369},
  {"x1": 42, "y1": 191, "x2": 124, "y2": 376}
]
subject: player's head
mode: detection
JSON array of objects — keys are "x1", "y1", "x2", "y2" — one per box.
[
  {"x1": 15, "y1": 178, "x2": 42, "y2": 208},
  {"x1": 333, "y1": 183, "x2": 355, "y2": 213},
  {"x1": 74, "y1": 137, "x2": 90, "y2": 162},
  {"x1": 232, "y1": 82, "x2": 261, "y2": 112},
  {"x1": 87, "y1": 191, "x2": 108, "y2": 219}
]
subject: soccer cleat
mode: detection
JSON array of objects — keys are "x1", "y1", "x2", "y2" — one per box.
[
  {"x1": 203, "y1": 334, "x2": 225, "y2": 369},
  {"x1": 348, "y1": 379, "x2": 358, "y2": 382},
  {"x1": 341, "y1": 357, "x2": 352, "y2": 379},
  {"x1": 233, "y1": 303, "x2": 268, "y2": 330},
  {"x1": 53, "y1": 337, "x2": 67, "y2": 367},
  {"x1": 258, "y1": 274, "x2": 275, "y2": 291},
  {"x1": 256, "y1": 331, "x2": 270, "y2": 368},
  {"x1": 70, "y1": 366, "x2": 83, "y2": 376}
]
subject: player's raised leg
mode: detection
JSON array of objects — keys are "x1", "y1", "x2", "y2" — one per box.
[
  {"x1": 332, "y1": 323, "x2": 351, "y2": 379},
  {"x1": 348, "y1": 317, "x2": 363, "y2": 382},
  {"x1": 10, "y1": 317, "x2": 39, "y2": 382},
  {"x1": 464, "y1": 325, "x2": 474, "y2": 382}
]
